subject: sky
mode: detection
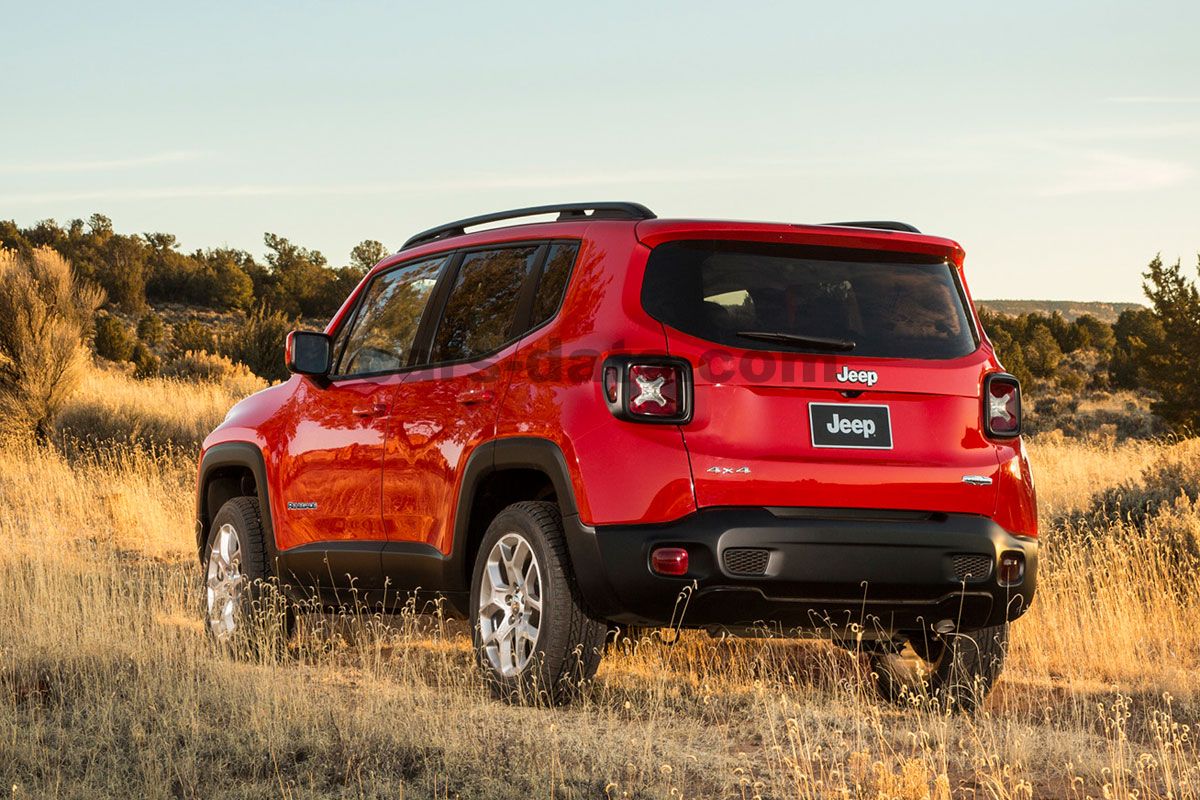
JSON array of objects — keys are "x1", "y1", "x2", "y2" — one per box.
[{"x1": 2, "y1": 1, "x2": 1198, "y2": 302}]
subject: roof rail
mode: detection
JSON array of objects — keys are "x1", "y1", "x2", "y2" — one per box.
[
  {"x1": 401, "y1": 201, "x2": 657, "y2": 250},
  {"x1": 823, "y1": 220, "x2": 921, "y2": 234}
]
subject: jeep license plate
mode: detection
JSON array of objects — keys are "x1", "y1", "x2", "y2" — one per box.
[{"x1": 809, "y1": 403, "x2": 893, "y2": 449}]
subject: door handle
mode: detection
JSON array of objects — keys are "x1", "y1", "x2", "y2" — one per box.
[
  {"x1": 352, "y1": 402, "x2": 388, "y2": 417},
  {"x1": 457, "y1": 389, "x2": 495, "y2": 406}
]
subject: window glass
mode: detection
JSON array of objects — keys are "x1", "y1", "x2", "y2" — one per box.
[
  {"x1": 430, "y1": 246, "x2": 539, "y2": 362},
  {"x1": 642, "y1": 240, "x2": 976, "y2": 359},
  {"x1": 333, "y1": 255, "x2": 447, "y2": 376},
  {"x1": 530, "y1": 242, "x2": 578, "y2": 327}
]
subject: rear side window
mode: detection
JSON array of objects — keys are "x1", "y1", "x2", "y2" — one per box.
[
  {"x1": 333, "y1": 255, "x2": 447, "y2": 377},
  {"x1": 642, "y1": 240, "x2": 977, "y2": 359},
  {"x1": 431, "y1": 246, "x2": 540, "y2": 363},
  {"x1": 530, "y1": 242, "x2": 578, "y2": 327}
]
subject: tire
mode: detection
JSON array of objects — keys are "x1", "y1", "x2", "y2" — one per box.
[
  {"x1": 869, "y1": 623, "x2": 1008, "y2": 713},
  {"x1": 203, "y1": 496, "x2": 292, "y2": 656},
  {"x1": 469, "y1": 501, "x2": 608, "y2": 704}
]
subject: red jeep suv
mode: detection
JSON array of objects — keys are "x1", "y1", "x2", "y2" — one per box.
[{"x1": 198, "y1": 202, "x2": 1037, "y2": 709}]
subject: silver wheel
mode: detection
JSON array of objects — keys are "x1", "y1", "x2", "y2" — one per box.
[
  {"x1": 477, "y1": 532, "x2": 543, "y2": 677},
  {"x1": 205, "y1": 522, "x2": 246, "y2": 641}
]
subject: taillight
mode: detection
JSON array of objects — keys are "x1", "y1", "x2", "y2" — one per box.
[
  {"x1": 984, "y1": 373, "x2": 1021, "y2": 438},
  {"x1": 601, "y1": 356, "x2": 692, "y2": 424}
]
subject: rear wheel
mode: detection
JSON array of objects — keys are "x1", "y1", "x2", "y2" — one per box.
[
  {"x1": 203, "y1": 497, "x2": 291, "y2": 655},
  {"x1": 869, "y1": 624, "x2": 1008, "y2": 713},
  {"x1": 470, "y1": 501, "x2": 607, "y2": 704}
]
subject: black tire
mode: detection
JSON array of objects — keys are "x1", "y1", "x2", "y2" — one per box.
[
  {"x1": 469, "y1": 501, "x2": 608, "y2": 704},
  {"x1": 202, "y1": 496, "x2": 292, "y2": 656},
  {"x1": 869, "y1": 624, "x2": 1008, "y2": 713}
]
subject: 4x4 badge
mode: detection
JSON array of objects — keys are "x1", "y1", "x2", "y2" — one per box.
[{"x1": 707, "y1": 466, "x2": 751, "y2": 474}]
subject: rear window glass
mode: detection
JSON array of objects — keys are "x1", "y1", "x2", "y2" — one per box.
[{"x1": 641, "y1": 240, "x2": 977, "y2": 359}]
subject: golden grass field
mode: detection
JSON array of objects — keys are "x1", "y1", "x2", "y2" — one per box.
[{"x1": 2, "y1": 366, "x2": 1199, "y2": 799}]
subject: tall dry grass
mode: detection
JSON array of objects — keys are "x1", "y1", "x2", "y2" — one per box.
[
  {"x1": 1, "y1": 369, "x2": 1198, "y2": 798},
  {"x1": 53, "y1": 362, "x2": 265, "y2": 451}
]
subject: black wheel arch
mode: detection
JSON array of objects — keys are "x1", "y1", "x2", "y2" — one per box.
[
  {"x1": 450, "y1": 437, "x2": 618, "y2": 618},
  {"x1": 450, "y1": 438, "x2": 579, "y2": 587},
  {"x1": 196, "y1": 442, "x2": 277, "y2": 564}
]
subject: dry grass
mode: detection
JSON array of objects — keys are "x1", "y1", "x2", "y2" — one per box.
[
  {"x1": 53, "y1": 362, "x2": 265, "y2": 451},
  {"x1": 1, "y1": 370, "x2": 1198, "y2": 798}
]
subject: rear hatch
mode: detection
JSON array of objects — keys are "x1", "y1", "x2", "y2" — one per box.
[{"x1": 639, "y1": 234, "x2": 1000, "y2": 516}]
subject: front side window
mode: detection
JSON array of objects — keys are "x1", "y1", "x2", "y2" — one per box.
[
  {"x1": 642, "y1": 240, "x2": 977, "y2": 359},
  {"x1": 333, "y1": 255, "x2": 448, "y2": 376},
  {"x1": 430, "y1": 246, "x2": 540, "y2": 363}
]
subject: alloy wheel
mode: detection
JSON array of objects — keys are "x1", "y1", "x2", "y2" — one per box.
[
  {"x1": 205, "y1": 523, "x2": 246, "y2": 640},
  {"x1": 477, "y1": 532, "x2": 544, "y2": 677}
]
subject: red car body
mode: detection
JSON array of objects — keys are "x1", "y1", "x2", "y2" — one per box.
[{"x1": 198, "y1": 206, "x2": 1037, "y2": 635}]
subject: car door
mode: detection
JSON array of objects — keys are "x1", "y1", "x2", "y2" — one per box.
[
  {"x1": 276, "y1": 254, "x2": 450, "y2": 592},
  {"x1": 381, "y1": 244, "x2": 546, "y2": 586}
]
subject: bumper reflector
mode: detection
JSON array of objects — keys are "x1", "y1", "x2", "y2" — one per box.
[
  {"x1": 650, "y1": 547, "x2": 689, "y2": 576},
  {"x1": 998, "y1": 551, "x2": 1025, "y2": 585}
]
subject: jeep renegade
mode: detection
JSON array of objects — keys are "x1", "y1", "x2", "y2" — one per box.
[{"x1": 198, "y1": 202, "x2": 1037, "y2": 709}]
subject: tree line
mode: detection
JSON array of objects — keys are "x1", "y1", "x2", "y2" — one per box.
[
  {"x1": 0, "y1": 213, "x2": 388, "y2": 318},
  {"x1": 1, "y1": 212, "x2": 1197, "y2": 435},
  {"x1": 981, "y1": 255, "x2": 1200, "y2": 432}
]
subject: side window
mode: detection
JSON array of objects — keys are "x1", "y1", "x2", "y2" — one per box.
[
  {"x1": 529, "y1": 242, "x2": 579, "y2": 327},
  {"x1": 333, "y1": 255, "x2": 448, "y2": 377},
  {"x1": 430, "y1": 246, "x2": 539, "y2": 363}
]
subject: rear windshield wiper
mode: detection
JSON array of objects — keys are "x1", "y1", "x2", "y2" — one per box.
[{"x1": 735, "y1": 330, "x2": 857, "y2": 352}]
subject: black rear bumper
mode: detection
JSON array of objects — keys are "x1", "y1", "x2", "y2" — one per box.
[{"x1": 562, "y1": 508, "x2": 1037, "y2": 636}]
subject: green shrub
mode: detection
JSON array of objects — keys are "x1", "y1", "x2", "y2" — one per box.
[
  {"x1": 171, "y1": 318, "x2": 217, "y2": 355},
  {"x1": 94, "y1": 315, "x2": 134, "y2": 361},
  {"x1": 222, "y1": 307, "x2": 294, "y2": 382},
  {"x1": 131, "y1": 342, "x2": 160, "y2": 378},
  {"x1": 1083, "y1": 439, "x2": 1200, "y2": 532},
  {"x1": 136, "y1": 312, "x2": 165, "y2": 346}
]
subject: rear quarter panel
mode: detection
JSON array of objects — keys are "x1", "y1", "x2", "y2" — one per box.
[{"x1": 495, "y1": 222, "x2": 697, "y2": 526}]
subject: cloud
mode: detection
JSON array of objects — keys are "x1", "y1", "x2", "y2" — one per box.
[
  {"x1": 1037, "y1": 150, "x2": 1194, "y2": 196},
  {"x1": 0, "y1": 151, "x2": 203, "y2": 175}
]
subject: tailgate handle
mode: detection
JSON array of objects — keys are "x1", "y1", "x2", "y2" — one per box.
[{"x1": 961, "y1": 475, "x2": 993, "y2": 486}]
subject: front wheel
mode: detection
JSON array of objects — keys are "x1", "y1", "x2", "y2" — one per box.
[
  {"x1": 869, "y1": 623, "x2": 1008, "y2": 713},
  {"x1": 203, "y1": 497, "x2": 291, "y2": 655},
  {"x1": 470, "y1": 501, "x2": 607, "y2": 704}
]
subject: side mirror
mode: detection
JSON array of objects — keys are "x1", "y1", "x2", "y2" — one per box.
[{"x1": 285, "y1": 331, "x2": 332, "y2": 377}]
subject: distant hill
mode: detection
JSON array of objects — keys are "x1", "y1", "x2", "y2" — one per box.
[{"x1": 976, "y1": 300, "x2": 1144, "y2": 324}]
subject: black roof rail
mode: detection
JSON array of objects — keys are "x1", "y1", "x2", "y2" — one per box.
[
  {"x1": 823, "y1": 220, "x2": 921, "y2": 234},
  {"x1": 401, "y1": 201, "x2": 657, "y2": 250}
]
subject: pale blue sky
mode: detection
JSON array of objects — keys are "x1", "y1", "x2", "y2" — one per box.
[{"x1": 3, "y1": 1, "x2": 1198, "y2": 301}]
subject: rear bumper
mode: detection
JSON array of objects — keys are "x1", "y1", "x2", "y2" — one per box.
[{"x1": 563, "y1": 508, "x2": 1037, "y2": 635}]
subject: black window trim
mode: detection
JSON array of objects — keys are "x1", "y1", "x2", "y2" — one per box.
[
  {"x1": 414, "y1": 238, "x2": 579, "y2": 372},
  {"x1": 326, "y1": 249, "x2": 461, "y2": 382}
]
